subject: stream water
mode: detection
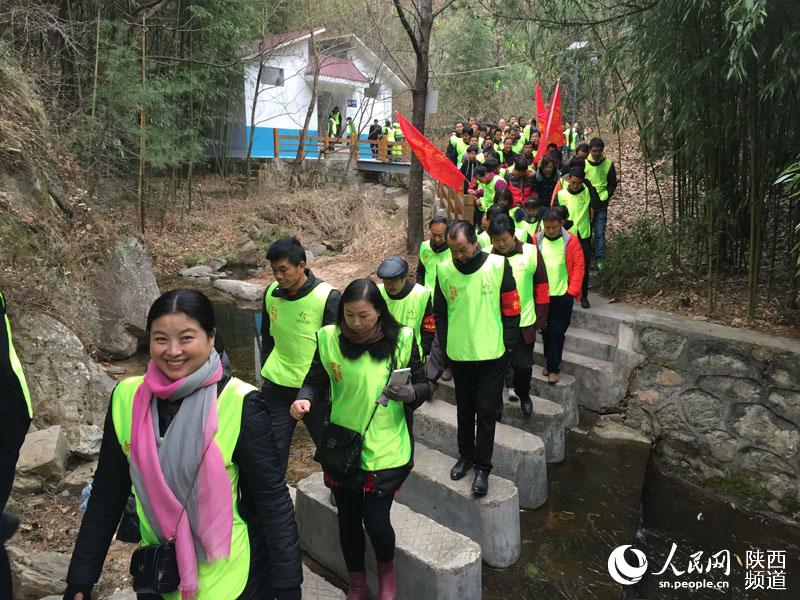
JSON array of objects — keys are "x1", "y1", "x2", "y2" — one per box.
[{"x1": 198, "y1": 288, "x2": 798, "y2": 599}]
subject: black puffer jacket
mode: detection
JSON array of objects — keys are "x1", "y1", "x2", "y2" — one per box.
[{"x1": 64, "y1": 376, "x2": 303, "y2": 600}]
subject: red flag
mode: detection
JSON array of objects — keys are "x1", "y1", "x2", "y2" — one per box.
[
  {"x1": 535, "y1": 81, "x2": 565, "y2": 164},
  {"x1": 397, "y1": 112, "x2": 466, "y2": 192},
  {"x1": 535, "y1": 82, "x2": 547, "y2": 131}
]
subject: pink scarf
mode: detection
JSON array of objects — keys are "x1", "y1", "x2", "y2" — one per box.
[{"x1": 130, "y1": 354, "x2": 231, "y2": 599}]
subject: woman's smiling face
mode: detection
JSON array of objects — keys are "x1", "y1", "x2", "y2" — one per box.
[{"x1": 149, "y1": 312, "x2": 215, "y2": 380}]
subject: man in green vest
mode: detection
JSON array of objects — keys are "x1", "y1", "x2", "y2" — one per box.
[
  {"x1": 488, "y1": 215, "x2": 549, "y2": 417},
  {"x1": 535, "y1": 207, "x2": 585, "y2": 384},
  {"x1": 345, "y1": 116, "x2": 357, "y2": 147},
  {"x1": 563, "y1": 121, "x2": 577, "y2": 159},
  {"x1": 433, "y1": 221, "x2": 521, "y2": 496},
  {"x1": 585, "y1": 138, "x2": 618, "y2": 271},
  {"x1": 0, "y1": 291, "x2": 33, "y2": 596},
  {"x1": 469, "y1": 163, "x2": 508, "y2": 219},
  {"x1": 555, "y1": 167, "x2": 600, "y2": 308},
  {"x1": 260, "y1": 237, "x2": 341, "y2": 476},
  {"x1": 378, "y1": 257, "x2": 436, "y2": 359},
  {"x1": 417, "y1": 216, "x2": 452, "y2": 381}
]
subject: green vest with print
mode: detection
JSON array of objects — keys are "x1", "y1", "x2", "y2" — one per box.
[
  {"x1": 584, "y1": 157, "x2": 612, "y2": 202},
  {"x1": 111, "y1": 376, "x2": 254, "y2": 600},
  {"x1": 378, "y1": 283, "x2": 430, "y2": 357},
  {"x1": 436, "y1": 254, "x2": 506, "y2": 361},
  {"x1": 557, "y1": 186, "x2": 591, "y2": 239},
  {"x1": 506, "y1": 243, "x2": 538, "y2": 327},
  {"x1": 316, "y1": 325, "x2": 414, "y2": 471},
  {"x1": 536, "y1": 231, "x2": 570, "y2": 296},
  {"x1": 0, "y1": 292, "x2": 32, "y2": 418},
  {"x1": 418, "y1": 241, "x2": 451, "y2": 293},
  {"x1": 477, "y1": 175, "x2": 502, "y2": 212},
  {"x1": 261, "y1": 281, "x2": 334, "y2": 388}
]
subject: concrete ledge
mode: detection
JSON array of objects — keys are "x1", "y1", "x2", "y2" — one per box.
[
  {"x1": 296, "y1": 472, "x2": 482, "y2": 600},
  {"x1": 434, "y1": 379, "x2": 566, "y2": 462},
  {"x1": 400, "y1": 443, "x2": 521, "y2": 568},
  {"x1": 530, "y1": 371, "x2": 579, "y2": 428},
  {"x1": 563, "y1": 327, "x2": 618, "y2": 362},
  {"x1": 303, "y1": 565, "x2": 345, "y2": 599},
  {"x1": 501, "y1": 397, "x2": 565, "y2": 463},
  {"x1": 414, "y1": 399, "x2": 548, "y2": 509}
]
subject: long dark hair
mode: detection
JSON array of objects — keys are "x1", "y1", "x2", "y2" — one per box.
[
  {"x1": 337, "y1": 278, "x2": 401, "y2": 361},
  {"x1": 146, "y1": 289, "x2": 216, "y2": 337}
]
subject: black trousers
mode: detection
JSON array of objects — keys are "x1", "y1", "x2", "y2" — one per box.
[
  {"x1": 505, "y1": 340, "x2": 534, "y2": 401},
  {"x1": 262, "y1": 379, "x2": 326, "y2": 478},
  {"x1": 542, "y1": 295, "x2": 574, "y2": 373},
  {"x1": 451, "y1": 355, "x2": 508, "y2": 472},
  {"x1": 578, "y1": 236, "x2": 591, "y2": 300},
  {"x1": 0, "y1": 416, "x2": 30, "y2": 598},
  {"x1": 333, "y1": 487, "x2": 396, "y2": 572}
]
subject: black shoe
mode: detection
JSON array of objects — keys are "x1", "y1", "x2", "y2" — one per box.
[
  {"x1": 471, "y1": 470, "x2": 489, "y2": 496},
  {"x1": 0, "y1": 513, "x2": 20, "y2": 542},
  {"x1": 520, "y1": 397, "x2": 533, "y2": 417},
  {"x1": 581, "y1": 297, "x2": 590, "y2": 309},
  {"x1": 450, "y1": 458, "x2": 473, "y2": 481}
]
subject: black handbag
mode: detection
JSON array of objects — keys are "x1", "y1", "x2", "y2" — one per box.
[
  {"x1": 314, "y1": 403, "x2": 380, "y2": 476},
  {"x1": 130, "y1": 540, "x2": 180, "y2": 594}
]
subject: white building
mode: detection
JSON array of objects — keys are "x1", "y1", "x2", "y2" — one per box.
[{"x1": 226, "y1": 28, "x2": 405, "y2": 158}]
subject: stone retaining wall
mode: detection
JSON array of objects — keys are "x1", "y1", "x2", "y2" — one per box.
[{"x1": 623, "y1": 309, "x2": 800, "y2": 517}]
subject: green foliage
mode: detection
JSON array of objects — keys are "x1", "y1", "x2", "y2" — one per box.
[
  {"x1": 597, "y1": 217, "x2": 673, "y2": 296},
  {"x1": 774, "y1": 160, "x2": 800, "y2": 277}
]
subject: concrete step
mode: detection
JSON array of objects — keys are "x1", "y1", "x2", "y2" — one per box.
[
  {"x1": 400, "y1": 443, "x2": 521, "y2": 568},
  {"x1": 433, "y1": 379, "x2": 565, "y2": 463},
  {"x1": 296, "y1": 472, "x2": 482, "y2": 600},
  {"x1": 570, "y1": 302, "x2": 625, "y2": 336},
  {"x1": 562, "y1": 327, "x2": 618, "y2": 362},
  {"x1": 413, "y1": 399, "x2": 548, "y2": 509},
  {"x1": 529, "y1": 371, "x2": 579, "y2": 428},
  {"x1": 533, "y1": 346, "x2": 627, "y2": 412},
  {"x1": 303, "y1": 565, "x2": 345, "y2": 599}
]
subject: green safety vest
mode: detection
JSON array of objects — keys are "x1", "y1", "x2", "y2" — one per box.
[
  {"x1": 455, "y1": 138, "x2": 469, "y2": 165},
  {"x1": 386, "y1": 128, "x2": 396, "y2": 143},
  {"x1": 512, "y1": 139, "x2": 525, "y2": 154},
  {"x1": 504, "y1": 243, "x2": 538, "y2": 327},
  {"x1": 347, "y1": 123, "x2": 356, "y2": 136},
  {"x1": 261, "y1": 281, "x2": 334, "y2": 388},
  {"x1": 477, "y1": 175, "x2": 502, "y2": 212},
  {"x1": 523, "y1": 125, "x2": 531, "y2": 142},
  {"x1": 391, "y1": 127, "x2": 404, "y2": 155},
  {"x1": 418, "y1": 241, "x2": 451, "y2": 293},
  {"x1": 536, "y1": 231, "x2": 570, "y2": 296},
  {"x1": 317, "y1": 325, "x2": 414, "y2": 471},
  {"x1": 584, "y1": 157, "x2": 612, "y2": 202},
  {"x1": 436, "y1": 254, "x2": 506, "y2": 361},
  {"x1": 477, "y1": 230, "x2": 491, "y2": 250},
  {"x1": 378, "y1": 283, "x2": 430, "y2": 357},
  {"x1": 111, "y1": 376, "x2": 254, "y2": 600},
  {"x1": 0, "y1": 292, "x2": 32, "y2": 418},
  {"x1": 557, "y1": 186, "x2": 591, "y2": 239}
]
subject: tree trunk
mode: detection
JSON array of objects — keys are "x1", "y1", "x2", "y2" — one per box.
[{"x1": 291, "y1": 30, "x2": 319, "y2": 189}]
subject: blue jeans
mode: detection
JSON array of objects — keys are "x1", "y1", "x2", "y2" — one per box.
[{"x1": 593, "y1": 205, "x2": 608, "y2": 260}]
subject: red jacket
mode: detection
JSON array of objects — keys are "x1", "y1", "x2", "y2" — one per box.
[{"x1": 533, "y1": 229, "x2": 585, "y2": 300}]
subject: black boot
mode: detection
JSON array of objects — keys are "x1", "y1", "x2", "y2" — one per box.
[
  {"x1": 471, "y1": 469, "x2": 489, "y2": 496},
  {"x1": 520, "y1": 396, "x2": 533, "y2": 417},
  {"x1": 450, "y1": 458, "x2": 473, "y2": 481}
]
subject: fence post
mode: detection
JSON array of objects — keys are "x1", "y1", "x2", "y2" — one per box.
[
  {"x1": 378, "y1": 137, "x2": 388, "y2": 162},
  {"x1": 273, "y1": 129, "x2": 280, "y2": 158},
  {"x1": 351, "y1": 134, "x2": 358, "y2": 159},
  {"x1": 464, "y1": 194, "x2": 476, "y2": 225}
]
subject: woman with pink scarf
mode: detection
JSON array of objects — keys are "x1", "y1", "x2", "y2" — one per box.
[{"x1": 63, "y1": 289, "x2": 302, "y2": 600}]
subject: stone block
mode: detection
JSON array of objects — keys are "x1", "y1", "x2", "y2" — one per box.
[
  {"x1": 679, "y1": 389, "x2": 723, "y2": 431},
  {"x1": 75, "y1": 424, "x2": 102, "y2": 459},
  {"x1": 8, "y1": 546, "x2": 70, "y2": 600},
  {"x1": 17, "y1": 425, "x2": 71, "y2": 483},
  {"x1": 212, "y1": 279, "x2": 266, "y2": 302},
  {"x1": 433, "y1": 380, "x2": 565, "y2": 462},
  {"x1": 413, "y1": 399, "x2": 548, "y2": 508},
  {"x1": 302, "y1": 565, "x2": 345, "y2": 599},
  {"x1": 400, "y1": 443, "x2": 520, "y2": 568},
  {"x1": 732, "y1": 405, "x2": 800, "y2": 461},
  {"x1": 229, "y1": 239, "x2": 261, "y2": 267},
  {"x1": 529, "y1": 371, "x2": 578, "y2": 427},
  {"x1": 180, "y1": 265, "x2": 214, "y2": 278},
  {"x1": 636, "y1": 327, "x2": 687, "y2": 363},
  {"x1": 765, "y1": 388, "x2": 800, "y2": 425},
  {"x1": 296, "y1": 472, "x2": 482, "y2": 600},
  {"x1": 60, "y1": 460, "x2": 97, "y2": 495},
  {"x1": 203, "y1": 258, "x2": 227, "y2": 272}
]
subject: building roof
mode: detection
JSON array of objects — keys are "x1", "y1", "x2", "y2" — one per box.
[
  {"x1": 307, "y1": 56, "x2": 369, "y2": 84},
  {"x1": 248, "y1": 27, "x2": 326, "y2": 54},
  {"x1": 318, "y1": 33, "x2": 406, "y2": 90}
]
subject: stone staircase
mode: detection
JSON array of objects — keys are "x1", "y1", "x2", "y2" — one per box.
[{"x1": 292, "y1": 294, "x2": 643, "y2": 598}]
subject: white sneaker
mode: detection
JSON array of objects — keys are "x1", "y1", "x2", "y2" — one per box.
[{"x1": 506, "y1": 387, "x2": 519, "y2": 403}]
